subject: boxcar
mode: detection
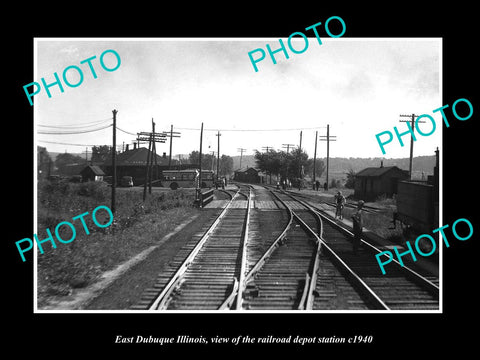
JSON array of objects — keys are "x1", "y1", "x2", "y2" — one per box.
[{"x1": 396, "y1": 180, "x2": 438, "y2": 233}]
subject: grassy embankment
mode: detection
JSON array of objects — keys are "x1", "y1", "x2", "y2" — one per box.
[{"x1": 37, "y1": 180, "x2": 198, "y2": 306}]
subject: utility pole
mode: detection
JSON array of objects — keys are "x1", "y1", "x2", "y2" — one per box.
[
  {"x1": 111, "y1": 109, "x2": 118, "y2": 214},
  {"x1": 319, "y1": 124, "x2": 337, "y2": 191},
  {"x1": 261, "y1": 146, "x2": 273, "y2": 184},
  {"x1": 210, "y1": 151, "x2": 216, "y2": 171},
  {"x1": 143, "y1": 133, "x2": 152, "y2": 201},
  {"x1": 150, "y1": 119, "x2": 157, "y2": 194},
  {"x1": 282, "y1": 143, "x2": 295, "y2": 154},
  {"x1": 198, "y1": 123, "x2": 204, "y2": 204},
  {"x1": 399, "y1": 114, "x2": 425, "y2": 180},
  {"x1": 216, "y1": 131, "x2": 221, "y2": 181},
  {"x1": 138, "y1": 120, "x2": 166, "y2": 201},
  {"x1": 165, "y1": 125, "x2": 181, "y2": 169},
  {"x1": 313, "y1": 130, "x2": 318, "y2": 189},
  {"x1": 237, "y1": 148, "x2": 246, "y2": 169}
]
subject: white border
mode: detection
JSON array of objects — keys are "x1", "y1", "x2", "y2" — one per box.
[{"x1": 34, "y1": 37, "x2": 443, "y2": 314}]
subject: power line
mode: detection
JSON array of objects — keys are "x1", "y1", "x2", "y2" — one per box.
[
  {"x1": 37, "y1": 118, "x2": 112, "y2": 128},
  {"x1": 37, "y1": 140, "x2": 106, "y2": 147},
  {"x1": 175, "y1": 126, "x2": 328, "y2": 132},
  {"x1": 116, "y1": 126, "x2": 137, "y2": 136},
  {"x1": 38, "y1": 124, "x2": 112, "y2": 135}
]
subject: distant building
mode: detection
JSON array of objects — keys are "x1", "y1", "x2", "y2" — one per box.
[
  {"x1": 80, "y1": 165, "x2": 105, "y2": 182},
  {"x1": 234, "y1": 167, "x2": 263, "y2": 184},
  {"x1": 102, "y1": 147, "x2": 190, "y2": 186},
  {"x1": 354, "y1": 163, "x2": 409, "y2": 201}
]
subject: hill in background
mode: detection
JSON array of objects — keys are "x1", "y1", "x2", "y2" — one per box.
[
  {"x1": 45, "y1": 149, "x2": 437, "y2": 181},
  {"x1": 231, "y1": 154, "x2": 437, "y2": 181}
]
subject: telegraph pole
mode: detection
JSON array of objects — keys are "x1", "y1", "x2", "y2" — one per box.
[
  {"x1": 282, "y1": 143, "x2": 295, "y2": 154},
  {"x1": 262, "y1": 146, "x2": 273, "y2": 184},
  {"x1": 198, "y1": 123, "x2": 204, "y2": 203},
  {"x1": 216, "y1": 131, "x2": 221, "y2": 181},
  {"x1": 165, "y1": 125, "x2": 181, "y2": 169},
  {"x1": 237, "y1": 148, "x2": 246, "y2": 169},
  {"x1": 150, "y1": 119, "x2": 157, "y2": 194},
  {"x1": 399, "y1": 114, "x2": 425, "y2": 180},
  {"x1": 111, "y1": 109, "x2": 118, "y2": 214},
  {"x1": 319, "y1": 124, "x2": 337, "y2": 191},
  {"x1": 313, "y1": 130, "x2": 318, "y2": 189},
  {"x1": 210, "y1": 151, "x2": 216, "y2": 171},
  {"x1": 138, "y1": 120, "x2": 166, "y2": 201},
  {"x1": 143, "y1": 133, "x2": 152, "y2": 201}
]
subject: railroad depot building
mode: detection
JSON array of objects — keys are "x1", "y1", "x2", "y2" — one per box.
[
  {"x1": 102, "y1": 146, "x2": 188, "y2": 186},
  {"x1": 354, "y1": 164, "x2": 409, "y2": 201},
  {"x1": 233, "y1": 167, "x2": 264, "y2": 184}
]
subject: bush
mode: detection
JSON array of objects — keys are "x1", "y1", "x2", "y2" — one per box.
[
  {"x1": 76, "y1": 181, "x2": 109, "y2": 200},
  {"x1": 330, "y1": 178, "x2": 341, "y2": 188}
]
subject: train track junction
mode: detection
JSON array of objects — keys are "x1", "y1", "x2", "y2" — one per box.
[{"x1": 127, "y1": 183, "x2": 439, "y2": 312}]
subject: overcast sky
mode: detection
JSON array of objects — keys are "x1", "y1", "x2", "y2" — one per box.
[{"x1": 35, "y1": 38, "x2": 441, "y2": 160}]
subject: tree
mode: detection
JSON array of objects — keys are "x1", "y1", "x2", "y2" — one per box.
[
  {"x1": 91, "y1": 145, "x2": 111, "y2": 163},
  {"x1": 345, "y1": 168, "x2": 356, "y2": 189},
  {"x1": 308, "y1": 158, "x2": 326, "y2": 179},
  {"x1": 288, "y1": 147, "x2": 309, "y2": 180},
  {"x1": 188, "y1": 151, "x2": 217, "y2": 170},
  {"x1": 55, "y1": 153, "x2": 86, "y2": 174},
  {"x1": 37, "y1": 146, "x2": 52, "y2": 178},
  {"x1": 220, "y1": 155, "x2": 233, "y2": 176},
  {"x1": 255, "y1": 148, "x2": 310, "y2": 183}
]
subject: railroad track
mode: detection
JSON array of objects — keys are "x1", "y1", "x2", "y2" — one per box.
[
  {"x1": 134, "y1": 183, "x2": 439, "y2": 311},
  {"x1": 134, "y1": 184, "x2": 250, "y2": 310},
  {"x1": 276, "y1": 190, "x2": 440, "y2": 310}
]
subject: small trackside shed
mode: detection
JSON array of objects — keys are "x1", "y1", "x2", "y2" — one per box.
[
  {"x1": 354, "y1": 165, "x2": 408, "y2": 201},
  {"x1": 80, "y1": 165, "x2": 105, "y2": 182},
  {"x1": 234, "y1": 167, "x2": 263, "y2": 184}
]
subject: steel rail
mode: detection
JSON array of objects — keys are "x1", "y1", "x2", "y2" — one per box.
[
  {"x1": 243, "y1": 189, "x2": 293, "y2": 285},
  {"x1": 284, "y1": 190, "x2": 439, "y2": 298},
  {"x1": 292, "y1": 209, "x2": 389, "y2": 310},
  {"x1": 220, "y1": 185, "x2": 252, "y2": 310},
  {"x1": 265, "y1": 189, "x2": 322, "y2": 310},
  {"x1": 148, "y1": 188, "x2": 241, "y2": 310},
  {"x1": 236, "y1": 186, "x2": 251, "y2": 310},
  {"x1": 275, "y1": 190, "x2": 390, "y2": 310},
  {"x1": 309, "y1": 201, "x2": 439, "y2": 297}
]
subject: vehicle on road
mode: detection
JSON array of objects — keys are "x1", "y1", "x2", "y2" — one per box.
[
  {"x1": 120, "y1": 176, "x2": 134, "y2": 187},
  {"x1": 162, "y1": 169, "x2": 214, "y2": 190}
]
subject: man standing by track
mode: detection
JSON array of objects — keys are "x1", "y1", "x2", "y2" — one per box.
[
  {"x1": 334, "y1": 191, "x2": 346, "y2": 220},
  {"x1": 351, "y1": 200, "x2": 364, "y2": 255}
]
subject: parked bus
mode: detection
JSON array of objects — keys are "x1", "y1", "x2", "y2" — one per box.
[{"x1": 162, "y1": 169, "x2": 215, "y2": 190}]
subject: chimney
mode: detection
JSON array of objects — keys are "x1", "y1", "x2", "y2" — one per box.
[{"x1": 133, "y1": 143, "x2": 137, "y2": 150}]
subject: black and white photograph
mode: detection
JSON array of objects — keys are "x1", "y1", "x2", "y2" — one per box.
[
  {"x1": 33, "y1": 37, "x2": 442, "y2": 313},
  {"x1": 6, "y1": 3, "x2": 478, "y2": 354}
]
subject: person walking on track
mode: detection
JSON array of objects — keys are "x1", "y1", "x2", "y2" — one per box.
[
  {"x1": 334, "y1": 191, "x2": 346, "y2": 220},
  {"x1": 351, "y1": 200, "x2": 364, "y2": 255}
]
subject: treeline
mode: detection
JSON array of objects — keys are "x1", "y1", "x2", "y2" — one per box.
[
  {"x1": 188, "y1": 151, "x2": 233, "y2": 176},
  {"x1": 38, "y1": 146, "x2": 235, "y2": 178},
  {"x1": 254, "y1": 148, "x2": 325, "y2": 183}
]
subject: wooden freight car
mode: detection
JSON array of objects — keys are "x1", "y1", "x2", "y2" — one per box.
[
  {"x1": 395, "y1": 148, "x2": 440, "y2": 234},
  {"x1": 396, "y1": 180, "x2": 438, "y2": 234}
]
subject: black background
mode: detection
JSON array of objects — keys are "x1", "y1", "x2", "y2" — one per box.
[{"x1": 6, "y1": 2, "x2": 477, "y2": 355}]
